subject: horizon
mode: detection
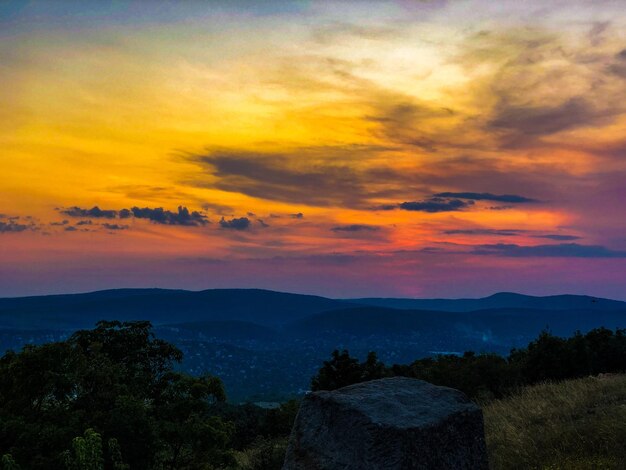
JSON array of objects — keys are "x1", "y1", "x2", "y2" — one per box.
[
  {"x1": 1, "y1": 0, "x2": 626, "y2": 300},
  {"x1": 1, "y1": 285, "x2": 625, "y2": 303}
]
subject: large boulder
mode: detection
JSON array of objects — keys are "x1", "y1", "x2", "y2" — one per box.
[{"x1": 283, "y1": 377, "x2": 488, "y2": 470}]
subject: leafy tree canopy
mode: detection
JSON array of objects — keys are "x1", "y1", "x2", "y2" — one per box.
[{"x1": 0, "y1": 321, "x2": 233, "y2": 470}]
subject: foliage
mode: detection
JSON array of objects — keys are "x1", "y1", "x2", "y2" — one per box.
[
  {"x1": 311, "y1": 350, "x2": 389, "y2": 391},
  {"x1": 2, "y1": 321, "x2": 625, "y2": 469},
  {"x1": 483, "y1": 374, "x2": 626, "y2": 469},
  {"x1": 63, "y1": 429, "x2": 104, "y2": 470},
  {"x1": 213, "y1": 400, "x2": 299, "y2": 451},
  {"x1": 312, "y1": 328, "x2": 626, "y2": 401},
  {"x1": 234, "y1": 437, "x2": 289, "y2": 470},
  {"x1": 0, "y1": 321, "x2": 232, "y2": 470},
  {"x1": 1, "y1": 454, "x2": 20, "y2": 470}
]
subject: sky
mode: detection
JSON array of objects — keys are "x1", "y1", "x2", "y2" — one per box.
[{"x1": 1, "y1": 0, "x2": 625, "y2": 299}]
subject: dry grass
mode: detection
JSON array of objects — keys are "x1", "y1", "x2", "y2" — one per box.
[
  {"x1": 483, "y1": 374, "x2": 626, "y2": 469},
  {"x1": 231, "y1": 437, "x2": 289, "y2": 470}
]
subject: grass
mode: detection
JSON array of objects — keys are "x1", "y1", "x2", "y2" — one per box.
[
  {"x1": 232, "y1": 437, "x2": 289, "y2": 470},
  {"x1": 483, "y1": 374, "x2": 626, "y2": 470}
]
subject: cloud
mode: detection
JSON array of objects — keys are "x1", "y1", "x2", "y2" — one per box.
[
  {"x1": 374, "y1": 190, "x2": 536, "y2": 214},
  {"x1": 290, "y1": 212, "x2": 304, "y2": 219},
  {"x1": 64, "y1": 226, "x2": 77, "y2": 232},
  {"x1": 609, "y1": 49, "x2": 626, "y2": 78},
  {"x1": 219, "y1": 217, "x2": 250, "y2": 231},
  {"x1": 434, "y1": 192, "x2": 537, "y2": 203},
  {"x1": 102, "y1": 223, "x2": 128, "y2": 231},
  {"x1": 49, "y1": 220, "x2": 69, "y2": 226},
  {"x1": 398, "y1": 198, "x2": 473, "y2": 213},
  {"x1": 0, "y1": 216, "x2": 41, "y2": 234},
  {"x1": 442, "y1": 229, "x2": 581, "y2": 241},
  {"x1": 472, "y1": 243, "x2": 626, "y2": 258},
  {"x1": 488, "y1": 98, "x2": 601, "y2": 137},
  {"x1": 443, "y1": 229, "x2": 523, "y2": 236},
  {"x1": 331, "y1": 224, "x2": 380, "y2": 233},
  {"x1": 187, "y1": 148, "x2": 391, "y2": 207},
  {"x1": 130, "y1": 206, "x2": 207, "y2": 226},
  {"x1": 60, "y1": 205, "x2": 208, "y2": 226},
  {"x1": 534, "y1": 234, "x2": 581, "y2": 241},
  {"x1": 61, "y1": 206, "x2": 117, "y2": 219},
  {"x1": 0, "y1": 220, "x2": 29, "y2": 233},
  {"x1": 373, "y1": 197, "x2": 473, "y2": 213},
  {"x1": 76, "y1": 220, "x2": 93, "y2": 226}
]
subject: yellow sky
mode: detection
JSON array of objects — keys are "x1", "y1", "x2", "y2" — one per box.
[{"x1": 1, "y1": 0, "x2": 625, "y2": 297}]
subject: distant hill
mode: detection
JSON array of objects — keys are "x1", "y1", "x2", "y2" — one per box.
[
  {"x1": 348, "y1": 292, "x2": 626, "y2": 312},
  {"x1": 1, "y1": 288, "x2": 624, "y2": 332},
  {"x1": 0, "y1": 288, "x2": 625, "y2": 403},
  {"x1": 0, "y1": 288, "x2": 357, "y2": 330}
]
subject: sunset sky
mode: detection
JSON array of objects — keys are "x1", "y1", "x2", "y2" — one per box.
[{"x1": 1, "y1": 0, "x2": 625, "y2": 299}]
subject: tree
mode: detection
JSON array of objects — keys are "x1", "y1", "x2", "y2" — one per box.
[
  {"x1": 0, "y1": 321, "x2": 231, "y2": 470},
  {"x1": 63, "y1": 429, "x2": 104, "y2": 470},
  {"x1": 311, "y1": 350, "x2": 388, "y2": 391}
]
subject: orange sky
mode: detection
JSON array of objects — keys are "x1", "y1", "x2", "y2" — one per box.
[{"x1": 1, "y1": 0, "x2": 625, "y2": 298}]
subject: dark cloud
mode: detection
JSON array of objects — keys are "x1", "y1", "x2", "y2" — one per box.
[
  {"x1": 61, "y1": 206, "x2": 117, "y2": 219},
  {"x1": 219, "y1": 217, "x2": 250, "y2": 231},
  {"x1": 487, "y1": 95, "x2": 622, "y2": 149},
  {"x1": 442, "y1": 229, "x2": 581, "y2": 241},
  {"x1": 374, "y1": 190, "x2": 536, "y2": 214},
  {"x1": 60, "y1": 205, "x2": 207, "y2": 226},
  {"x1": 609, "y1": 49, "x2": 626, "y2": 78},
  {"x1": 0, "y1": 220, "x2": 29, "y2": 233},
  {"x1": 102, "y1": 223, "x2": 128, "y2": 231},
  {"x1": 331, "y1": 224, "x2": 380, "y2": 233},
  {"x1": 534, "y1": 234, "x2": 581, "y2": 241},
  {"x1": 373, "y1": 204, "x2": 400, "y2": 211},
  {"x1": 187, "y1": 149, "x2": 388, "y2": 207},
  {"x1": 472, "y1": 243, "x2": 626, "y2": 258},
  {"x1": 76, "y1": 220, "x2": 93, "y2": 226},
  {"x1": 290, "y1": 212, "x2": 304, "y2": 219},
  {"x1": 443, "y1": 229, "x2": 523, "y2": 236},
  {"x1": 64, "y1": 226, "x2": 77, "y2": 232},
  {"x1": 0, "y1": 216, "x2": 41, "y2": 234},
  {"x1": 257, "y1": 219, "x2": 270, "y2": 228},
  {"x1": 49, "y1": 220, "x2": 69, "y2": 226},
  {"x1": 489, "y1": 98, "x2": 595, "y2": 136},
  {"x1": 365, "y1": 102, "x2": 452, "y2": 151},
  {"x1": 434, "y1": 192, "x2": 537, "y2": 203},
  {"x1": 399, "y1": 198, "x2": 473, "y2": 213},
  {"x1": 130, "y1": 206, "x2": 207, "y2": 226}
]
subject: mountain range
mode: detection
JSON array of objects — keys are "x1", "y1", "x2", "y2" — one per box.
[{"x1": 1, "y1": 288, "x2": 624, "y2": 401}]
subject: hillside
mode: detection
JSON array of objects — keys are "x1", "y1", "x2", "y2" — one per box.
[
  {"x1": 0, "y1": 288, "x2": 355, "y2": 329},
  {"x1": 483, "y1": 374, "x2": 626, "y2": 469},
  {"x1": 1, "y1": 288, "x2": 624, "y2": 401},
  {"x1": 350, "y1": 292, "x2": 626, "y2": 312},
  {"x1": 289, "y1": 305, "x2": 626, "y2": 342}
]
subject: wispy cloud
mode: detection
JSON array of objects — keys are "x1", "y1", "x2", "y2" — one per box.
[
  {"x1": 331, "y1": 224, "x2": 380, "y2": 233},
  {"x1": 434, "y1": 192, "x2": 537, "y2": 203},
  {"x1": 472, "y1": 243, "x2": 626, "y2": 258}
]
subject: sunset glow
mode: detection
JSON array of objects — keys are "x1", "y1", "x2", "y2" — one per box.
[{"x1": 1, "y1": 0, "x2": 625, "y2": 298}]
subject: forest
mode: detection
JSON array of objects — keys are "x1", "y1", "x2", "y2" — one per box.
[{"x1": 0, "y1": 321, "x2": 624, "y2": 469}]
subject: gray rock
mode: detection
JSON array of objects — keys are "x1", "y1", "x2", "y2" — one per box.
[{"x1": 283, "y1": 377, "x2": 488, "y2": 470}]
